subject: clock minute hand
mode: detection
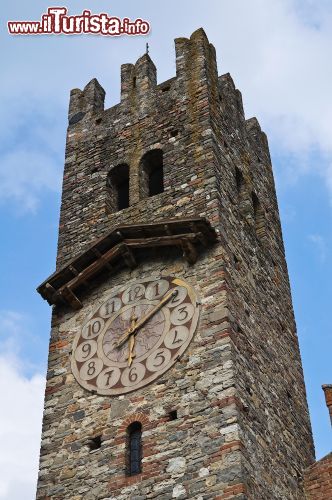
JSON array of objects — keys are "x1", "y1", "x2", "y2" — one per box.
[
  {"x1": 116, "y1": 289, "x2": 177, "y2": 348},
  {"x1": 132, "y1": 289, "x2": 176, "y2": 332}
]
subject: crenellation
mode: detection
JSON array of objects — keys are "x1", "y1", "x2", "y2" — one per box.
[
  {"x1": 68, "y1": 78, "x2": 105, "y2": 126},
  {"x1": 134, "y1": 53, "x2": 157, "y2": 92},
  {"x1": 218, "y1": 73, "x2": 245, "y2": 135},
  {"x1": 120, "y1": 63, "x2": 135, "y2": 103},
  {"x1": 83, "y1": 78, "x2": 106, "y2": 113}
]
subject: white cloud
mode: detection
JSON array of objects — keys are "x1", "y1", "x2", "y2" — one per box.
[
  {"x1": 308, "y1": 234, "x2": 328, "y2": 262},
  {"x1": 0, "y1": 355, "x2": 44, "y2": 500},
  {"x1": 206, "y1": 0, "x2": 332, "y2": 192},
  {"x1": 0, "y1": 149, "x2": 61, "y2": 213},
  {"x1": 0, "y1": 311, "x2": 45, "y2": 500}
]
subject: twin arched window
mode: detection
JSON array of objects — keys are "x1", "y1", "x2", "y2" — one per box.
[{"x1": 106, "y1": 149, "x2": 164, "y2": 213}]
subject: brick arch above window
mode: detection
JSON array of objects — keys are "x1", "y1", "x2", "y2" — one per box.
[{"x1": 118, "y1": 412, "x2": 150, "y2": 435}]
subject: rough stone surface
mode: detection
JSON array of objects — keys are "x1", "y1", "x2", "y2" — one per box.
[{"x1": 36, "y1": 28, "x2": 314, "y2": 499}]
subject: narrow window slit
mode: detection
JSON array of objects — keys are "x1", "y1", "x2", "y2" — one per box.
[
  {"x1": 235, "y1": 167, "x2": 243, "y2": 193},
  {"x1": 126, "y1": 422, "x2": 142, "y2": 476},
  {"x1": 236, "y1": 323, "x2": 244, "y2": 334},
  {"x1": 246, "y1": 386, "x2": 253, "y2": 395}
]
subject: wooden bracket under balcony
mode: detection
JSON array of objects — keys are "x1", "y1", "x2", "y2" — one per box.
[{"x1": 37, "y1": 217, "x2": 217, "y2": 310}]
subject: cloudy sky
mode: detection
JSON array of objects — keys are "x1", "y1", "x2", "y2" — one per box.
[{"x1": 1, "y1": 0, "x2": 331, "y2": 498}]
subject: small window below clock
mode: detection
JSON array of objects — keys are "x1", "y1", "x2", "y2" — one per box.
[
  {"x1": 168, "y1": 410, "x2": 178, "y2": 421},
  {"x1": 126, "y1": 421, "x2": 142, "y2": 476},
  {"x1": 106, "y1": 163, "x2": 130, "y2": 212},
  {"x1": 88, "y1": 435, "x2": 102, "y2": 452},
  {"x1": 140, "y1": 149, "x2": 164, "y2": 199}
]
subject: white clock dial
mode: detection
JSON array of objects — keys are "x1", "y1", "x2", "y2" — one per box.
[{"x1": 71, "y1": 276, "x2": 200, "y2": 395}]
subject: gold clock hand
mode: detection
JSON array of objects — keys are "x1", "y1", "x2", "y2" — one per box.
[
  {"x1": 127, "y1": 312, "x2": 137, "y2": 366},
  {"x1": 116, "y1": 289, "x2": 177, "y2": 349},
  {"x1": 128, "y1": 335, "x2": 135, "y2": 366},
  {"x1": 117, "y1": 311, "x2": 138, "y2": 349},
  {"x1": 131, "y1": 289, "x2": 176, "y2": 332}
]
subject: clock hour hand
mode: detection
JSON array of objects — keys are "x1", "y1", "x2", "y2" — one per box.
[
  {"x1": 116, "y1": 289, "x2": 177, "y2": 349},
  {"x1": 127, "y1": 334, "x2": 135, "y2": 366}
]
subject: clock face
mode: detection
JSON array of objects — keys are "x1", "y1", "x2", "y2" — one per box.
[{"x1": 71, "y1": 276, "x2": 200, "y2": 395}]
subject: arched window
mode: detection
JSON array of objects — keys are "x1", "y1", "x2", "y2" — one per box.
[
  {"x1": 140, "y1": 149, "x2": 164, "y2": 198},
  {"x1": 126, "y1": 422, "x2": 142, "y2": 476},
  {"x1": 252, "y1": 192, "x2": 266, "y2": 240},
  {"x1": 235, "y1": 167, "x2": 250, "y2": 218},
  {"x1": 106, "y1": 164, "x2": 130, "y2": 212}
]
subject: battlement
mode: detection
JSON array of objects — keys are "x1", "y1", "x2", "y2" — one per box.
[
  {"x1": 121, "y1": 53, "x2": 157, "y2": 101},
  {"x1": 67, "y1": 28, "x2": 222, "y2": 126},
  {"x1": 68, "y1": 78, "x2": 105, "y2": 125}
]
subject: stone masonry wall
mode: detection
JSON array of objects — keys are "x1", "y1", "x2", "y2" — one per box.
[
  {"x1": 208, "y1": 71, "x2": 315, "y2": 497},
  {"x1": 37, "y1": 29, "x2": 314, "y2": 499}
]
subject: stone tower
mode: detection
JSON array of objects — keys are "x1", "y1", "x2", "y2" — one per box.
[{"x1": 36, "y1": 29, "x2": 314, "y2": 499}]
